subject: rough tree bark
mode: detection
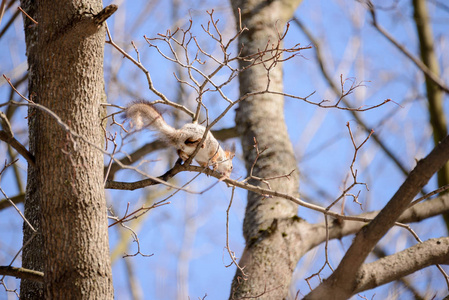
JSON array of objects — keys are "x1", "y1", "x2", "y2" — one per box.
[
  {"x1": 20, "y1": 0, "x2": 113, "y2": 298},
  {"x1": 229, "y1": 0, "x2": 303, "y2": 299}
]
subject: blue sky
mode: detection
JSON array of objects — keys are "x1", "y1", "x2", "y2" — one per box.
[{"x1": 1, "y1": 0, "x2": 449, "y2": 299}]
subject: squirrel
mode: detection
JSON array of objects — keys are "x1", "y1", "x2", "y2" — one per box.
[{"x1": 126, "y1": 101, "x2": 234, "y2": 177}]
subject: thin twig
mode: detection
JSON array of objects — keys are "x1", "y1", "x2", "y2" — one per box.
[
  {"x1": 17, "y1": 6, "x2": 37, "y2": 24},
  {"x1": 225, "y1": 187, "x2": 246, "y2": 278}
]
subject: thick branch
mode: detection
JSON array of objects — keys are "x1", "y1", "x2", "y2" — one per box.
[
  {"x1": 105, "y1": 164, "x2": 182, "y2": 190},
  {"x1": 0, "y1": 266, "x2": 44, "y2": 283},
  {"x1": 371, "y1": 247, "x2": 426, "y2": 300},
  {"x1": 354, "y1": 237, "x2": 449, "y2": 293},
  {"x1": 305, "y1": 135, "x2": 449, "y2": 299},
  {"x1": 212, "y1": 126, "x2": 238, "y2": 141},
  {"x1": 93, "y1": 4, "x2": 117, "y2": 26}
]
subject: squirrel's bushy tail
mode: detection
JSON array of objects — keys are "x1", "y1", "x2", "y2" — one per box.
[{"x1": 126, "y1": 101, "x2": 176, "y2": 138}]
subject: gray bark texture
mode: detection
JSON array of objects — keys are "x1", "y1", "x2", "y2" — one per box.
[
  {"x1": 229, "y1": 0, "x2": 303, "y2": 299},
  {"x1": 19, "y1": 0, "x2": 113, "y2": 298}
]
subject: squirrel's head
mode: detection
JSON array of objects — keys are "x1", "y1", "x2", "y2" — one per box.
[{"x1": 216, "y1": 148, "x2": 235, "y2": 177}]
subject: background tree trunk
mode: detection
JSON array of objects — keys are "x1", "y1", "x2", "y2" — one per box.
[
  {"x1": 20, "y1": 0, "x2": 113, "y2": 298},
  {"x1": 413, "y1": 0, "x2": 449, "y2": 231},
  {"x1": 229, "y1": 0, "x2": 302, "y2": 298}
]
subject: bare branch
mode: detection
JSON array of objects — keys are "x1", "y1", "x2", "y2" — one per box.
[
  {"x1": 105, "y1": 25, "x2": 194, "y2": 117},
  {"x1": 0, "y1": 130, "x2": 35, "y2": 166},
  {"x1": 225, "y1": 187, "x2": 247, "y2": 278},
  {"x1": 108, "y1": 201, "x2": 170, "y2": 228},
  {"x1": 292, "y1": 16, "x2": 412, "y2": 177},
  {"x1": 354, "y1": 237, "x2": 449, "y2": 293},
  {"x1": 92, "y1": 4, "x2": 117, "y2": 26},
  {"x1": 305, "y1": 135, "x2": 449, "y2": 299},
  {"x1": 0, "y1": 266, "x2": 43, "y2": 283},
  {"x1": 17, "y1": 6, "x2": 37, "y2": 25},
  {"x1": 1, "y1": 76, "x2": 35, "y2": 166},
  {"x1": 305, "y1": 193, "x2": 449, "y2": 252},
  {"x1": 366, "y1": 1, "x2": 449, "y2": 93},
  {"x1": 106, "y1": 161, "x2": 449, "y2": 239}
]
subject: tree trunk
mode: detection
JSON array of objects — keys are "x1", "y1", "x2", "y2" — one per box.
[
  {"x1": 413, "y1": 0, "x2": 449, "y2": 232},
  {"x1": 229, "y1": 0, "x2": 302, "y2": 299},
  {"x1": 20, "y1": 0, "x2": 113, "y2": 298}
]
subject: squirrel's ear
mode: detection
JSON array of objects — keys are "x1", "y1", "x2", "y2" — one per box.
[
  {"x1": 225, "y1": 143, "x2": 236, "y2": 159},
  {"x1": 230, "y1": 143, "x2": 236, "y2": 154}
]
